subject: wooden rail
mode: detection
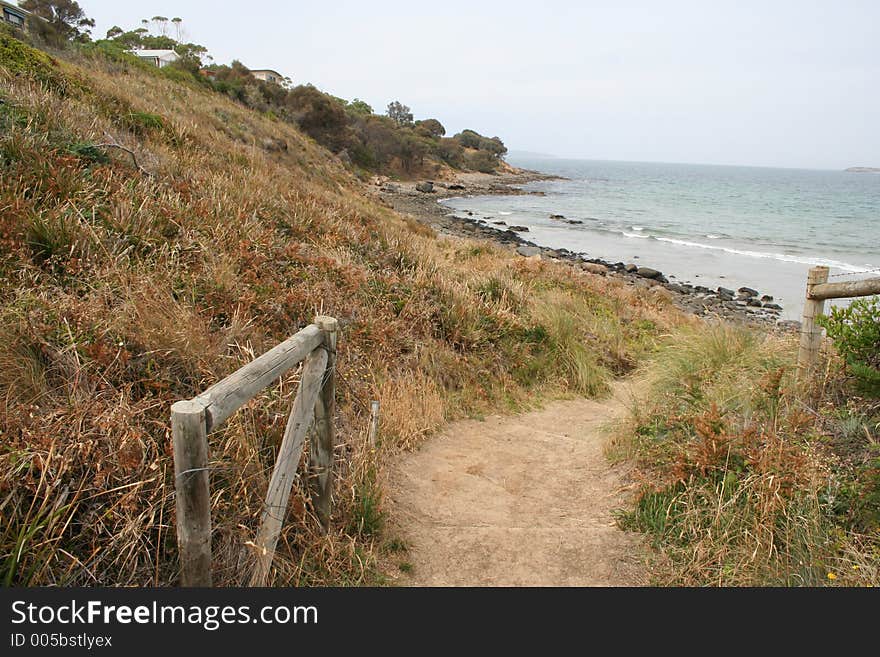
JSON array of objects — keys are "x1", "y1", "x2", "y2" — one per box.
[
  {"x1": 171, "y1": 316, "x2": 338, "y2": 587},
  {"x1": 798, "y1": 266, "x2": 880, "y2": 369}
]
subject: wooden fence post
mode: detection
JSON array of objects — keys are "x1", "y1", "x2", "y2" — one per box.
[
  {"x1": 249, "y1": 347, "x2": 328, "y2": 586},
  {"x1": 310, "y1": 316, "x2": 337, "y2": 529},
  {"x1": 368, "y1": 400, "x2": 380, "y2": 447},
  {"x1": 797, "y1": 266, "x2": 830, "y2": 370},
  {"x1": 171, "y1": 398, "x2": 212, "y2": 587}
]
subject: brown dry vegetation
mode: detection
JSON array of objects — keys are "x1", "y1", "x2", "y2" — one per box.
[
  {"x1": 610, "y1": 324, "x2": 880, "y2": 586},
  {"x1": 0, "y1": 36, "x2": 685, "y2": 586}
]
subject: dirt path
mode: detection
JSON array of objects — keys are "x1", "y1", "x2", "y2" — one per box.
[{"x1": 385, "y1": 381, "x2": 648, "y2": 586}]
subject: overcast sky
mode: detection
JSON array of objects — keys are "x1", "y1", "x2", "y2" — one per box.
[{"x1": 73, "y1": 0, "x2": 879, "y2": 169}]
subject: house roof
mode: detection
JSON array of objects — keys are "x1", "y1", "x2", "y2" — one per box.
[
  {"x1": 250, "y1": 69, "x2": 283, "y2": 77},
  {"x1": 1, "y1": 1, "x2": 30, "y2": 17},
  {"x1": 131, "y1": 49, "x2": 179, "y2": 58}
]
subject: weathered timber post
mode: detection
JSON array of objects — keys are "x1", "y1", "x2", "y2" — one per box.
[
  {"x1": 368, "y1": 400, "x2": 380, "y2": 447},
  {"x1": 309, "y1": 316, "x2": 338, "y2": 529},
  {"x1": 171, "y1": 398, "x2": 212, "y2": 587},
  {"x1": 249, "y1": 347, "x2": 328, "y2": 586},
  {"x1": 797, "y1": 266, "x2": 830, "y2": 370}
]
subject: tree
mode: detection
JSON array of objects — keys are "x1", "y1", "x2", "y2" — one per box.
[
  {"x1": 151, "y1": 16, "x2": 169, "y2": 36},
  {"x1": 171, "y1": 17, "x2": 182, "y2": 41},
  {"x1": 21, "y1": 0, "x2": 95, "y2": 42},
  {"x1": 386, "y1": 100, "x2": 413, "y2": 127},
  {"x1": 347, "y1": 98, "x2": 373, "y2": 116},
  {"x1": 415, "y1": 118, "x2": 445, "y2": 138},
  {"x1": 454, "y1": 129, "x2": 480, "y2": 149},
  {"x1": 105, "y1": 25, "x2": 123, "y2": 39}
]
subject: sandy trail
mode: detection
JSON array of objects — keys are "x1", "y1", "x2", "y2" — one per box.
[{"x1": 385, "y1": 381, "x2": 648, "y2": 586}]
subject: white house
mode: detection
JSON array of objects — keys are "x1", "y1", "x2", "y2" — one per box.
[
  {"x1": 129, "y1": 49, "x2": 180, "y2": 68},
  {"x1": 249, "y1": 69, "x2": 284, "y2": 85},
  {"x1": 1, "y1": 0, "x2": 29, "y2": 30}
]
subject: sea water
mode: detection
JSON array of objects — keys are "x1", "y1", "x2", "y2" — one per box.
[{"x1": 441, "y1": 158, "x2": 879, "y2": 319}]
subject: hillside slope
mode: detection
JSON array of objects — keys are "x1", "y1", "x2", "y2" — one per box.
[{"x1": 0, "y1": 35, "x2": 683, "y2": 586}]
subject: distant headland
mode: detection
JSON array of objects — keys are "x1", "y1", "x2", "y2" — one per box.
[{"x1": 845, "y1": 166, "x2": 880, "y2": 173}]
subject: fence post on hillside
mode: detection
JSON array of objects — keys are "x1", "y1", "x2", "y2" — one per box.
[
  {"x1": 797, "y1": 265, "x2": 830, "y2": 371},
  {"x1": 368, "y1": 401, "x2": 380, "y2": 448},
  {"x1": 309, "y1": 316, "x2": 338, "y2": 529},
  {"x1": 171, "y1": 398, "x2": 212, "y2": 587}
]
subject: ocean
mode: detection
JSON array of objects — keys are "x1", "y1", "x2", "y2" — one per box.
[{"x1": 440, "y1": 158, "x2": 880, "y2": 319}]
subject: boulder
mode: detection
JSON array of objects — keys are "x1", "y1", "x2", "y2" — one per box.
[
  {"x1": 737, "y1": 286, "x2": 759, "y2": 298},
  {"x1": 447, "y1": 183, "x2": 466, "y2": 190},
  {"x1": 764, "y1": 303, "x2": 782, "y2": 310},
  {"x1": 746, "y1": 298, "x2": 763, "y2": 307},
  {"x1": 415, "y1": 181, "x2": 434, "y2": 193},
  {"x1": 549, "y1": 214, "x2": 566, "y2": 220},
  {"x1": 542, "y1": 249, "x2": 560, "y2": 259},
  {"x1": 381, "y1": 183, "x2": 400, "y2": 193},
  {"x1": 516, "y1": 246, "x2": 542, "y2": 257},
  {"x1": 760, "y1": 295, "x2": 774, "y2": 303},
  {"x1": 636, "y1": 267, "x2": 662, "y2": 280},
  {"x1": 718, "y1": 287, "x2": 735, "y2": 299},
  {"x1": 582, "y1": 263, "x2": 608, "y2": 275},
  {"x1": 624, "y1": 263, "x2": 639, "y2": 273},
  {"x1": 566, "y1": 219, "x2": 584, "y2": 225},
  {"x1": 492, "y1": 221, "x2": 507, "y2": 226},
  {"x1": 508, "y1": 225, "x2": 529, "y2": 232}
]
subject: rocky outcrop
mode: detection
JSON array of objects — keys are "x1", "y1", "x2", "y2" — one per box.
[
  {"x1": 416, "y1": 181, "x2": 435, "y2": 193},
  {"x1": 516, "y1": 246, "x2": 542, "y2": 257},
  {"x1": 636, "y1": 267, "x2": 662, "y2": 280},
  {"x1": 582, "y1": 262, "x2": 608, "y2": 275}
]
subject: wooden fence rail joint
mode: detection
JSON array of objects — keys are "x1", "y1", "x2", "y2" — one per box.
[
  {"x1": 170, "y1": 317, "x2": 339, "y2": 588},
  {"x1": 798, "y1": 267, "x2": 880, "y2": 370}
]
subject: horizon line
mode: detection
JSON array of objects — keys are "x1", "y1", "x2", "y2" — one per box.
[{"x1": 504, "y1": 153, "x2": 861, "y2": 173}]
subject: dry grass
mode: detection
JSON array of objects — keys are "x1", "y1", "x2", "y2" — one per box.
[
  {"x1": 0, "y1": 36, "x2": 686, "y2": 586},
  {"x1": 612, "y1": 323, "x2": 880, "y2": 586}
]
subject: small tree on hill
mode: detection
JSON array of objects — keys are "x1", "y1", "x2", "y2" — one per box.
[
  {"x1": 386, "y1": 100, "x2": 413, "y2": 127},
  {"x1": 415, "y1": 118, "x2": 445, "y2": 138},
  {"x1": 347, "y1": 98, "x2": 373, "y2": 115}
]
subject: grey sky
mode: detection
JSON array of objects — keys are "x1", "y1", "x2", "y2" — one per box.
[{"x1": 74, "y1": 0, "x2": 879, "y2": 169}]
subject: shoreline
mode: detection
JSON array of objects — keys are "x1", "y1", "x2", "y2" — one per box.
[{"x1": 366, "y1": 168, "x2": 799, "y2": 330}]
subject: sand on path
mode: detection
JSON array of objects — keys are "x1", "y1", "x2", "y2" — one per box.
[{"x1": 385, "y1": 381, "x2": 648, "y2": 586}]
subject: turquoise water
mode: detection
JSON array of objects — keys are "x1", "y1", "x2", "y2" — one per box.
[{"x1": 442, "y1": 158, "x2": 880, "y2": 318}]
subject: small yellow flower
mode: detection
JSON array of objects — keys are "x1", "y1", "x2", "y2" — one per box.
[
  {"x1": 852, "y1": 565, "x2": 859, "y2": 570},
  {"x1": 827, "y1": 572, "x2": 837, "y2": 580}
]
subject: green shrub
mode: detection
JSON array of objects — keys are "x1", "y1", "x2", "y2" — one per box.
[
  {"x1": 467, "y1": 150, "x2": 498, "y2": 173},
  {"x1": 67, "y1": 141, "x2": 110, "y2": 164},
  {"x1": 818, "y1": 297, "x2": 880, "y2": 394},
  {"x1": 0, "y1": 34, "x2": 74, "y2": 95}
]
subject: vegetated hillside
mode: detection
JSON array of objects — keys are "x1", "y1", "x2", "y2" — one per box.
[
  {"x1": 83, "y1": 26, "x2": 510, "y2": 180},
  {"x1": 0, "y1": 35, "x2": 682, "y2": 586}
]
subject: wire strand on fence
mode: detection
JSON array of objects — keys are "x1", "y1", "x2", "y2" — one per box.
[{"x1": 828, "y1": 267, "x2": 880, "y2": 278}]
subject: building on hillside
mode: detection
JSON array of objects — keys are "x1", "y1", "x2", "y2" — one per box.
[
  {"x1": 1, "y1": 1, "x2": 30, "y2": 31},
  {"x1": 249, "y1": 69, "x2": 285, "y2": 85},
  {"x1": 129, "y1": 49, "x2": 180, "y2": 68}
]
